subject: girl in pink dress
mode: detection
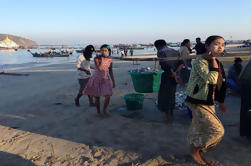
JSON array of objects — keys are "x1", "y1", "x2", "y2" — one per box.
[{"x1": 83, "y1": 44, "x2": 115, "y2": 115}]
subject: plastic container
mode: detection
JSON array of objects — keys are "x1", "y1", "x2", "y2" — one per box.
[
  {"x1": 123, "y1": 93, "x2": 145, "y2": 110},
  {"x1": 128, "y1": 70, "x2": 164, "y2": 93}
]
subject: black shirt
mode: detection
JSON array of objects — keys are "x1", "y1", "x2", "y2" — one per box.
[{"x1": 194, "y1": 43, "x2": 205, "y2": 55}]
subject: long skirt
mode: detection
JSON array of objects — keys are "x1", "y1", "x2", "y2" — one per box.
[
  {"x1": 187, "y1": 102, "x2": 225, "y2": 152},
  {"x1": 158, "y1": 82, "x2": 177, "y2": 113}
]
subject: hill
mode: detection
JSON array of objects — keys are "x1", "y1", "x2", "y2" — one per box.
[{"x1": 0, "y1": 34, "x2": 38, "y2": 48}]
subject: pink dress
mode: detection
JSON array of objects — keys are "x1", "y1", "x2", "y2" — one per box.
[{"x1": 83, "y1": 58, "x2": 113, "y2": 97}]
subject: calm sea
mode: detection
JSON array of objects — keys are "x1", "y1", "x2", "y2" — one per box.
[{"x1": 0, "y1": 47, "x2": 179, "y2": 71}]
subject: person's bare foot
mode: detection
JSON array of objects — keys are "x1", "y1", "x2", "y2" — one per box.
[
  {"x1": 191, "y1": 147, "x2": 206, "y2": 165},
  {"x1": 103, "y1": 110, "x2": 110, "y2": 116},
  {"x1": 201, "y1": 156, "x2": 218, "y2": 166},
  {"x1": 164, "y1": 112, "x2": 173, "y2": 121},
  {"x1": 75, "y1": 98, "x2": 80, "y2": 107},
  {"x1": 247, "y1": 137, "x2": 251, "y2": 144}
]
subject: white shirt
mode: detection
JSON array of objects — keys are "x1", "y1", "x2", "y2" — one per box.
[
  {"x1": 179, "y1": 46, "x2": 190, "y2": 59},
  {"x1": 77, "y1": 54, "x2": 91, "y2": 79}
]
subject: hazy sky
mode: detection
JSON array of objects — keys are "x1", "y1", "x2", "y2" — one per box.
[{"x1": 1, "y1": 0, "x2": 251, "y2": 45}]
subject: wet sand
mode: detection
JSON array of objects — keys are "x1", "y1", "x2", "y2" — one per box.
[{"x1": 0, "y1": 48, "x2": 251, "y2": 166}]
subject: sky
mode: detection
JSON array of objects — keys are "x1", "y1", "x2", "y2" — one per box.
[{"x1": 1, "y1": 0, "x2": 251, "y2": 45}]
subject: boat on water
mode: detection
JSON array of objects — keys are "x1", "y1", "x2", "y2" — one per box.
[
  {"x1": 75, "y1": 49, "x2": 84, "y2": 53},
  {"x1": 239, "y1": 45, "x2": 251, "y2": 48},
  {"x1": 131, "y1": 47, "x2": 145, "y2": 50},
  {"x1": 168, "y1": 43, "x2": 180, "y2": 47},
  {"x1": 118, "y1": 47, "x2": 145, "y2": 50},
  {"x1": 76, "y1": 49, "x2": 101, "y2": 53},
  {"x1": 28, "y1": 50, "x2": 72, "y2": 57}
]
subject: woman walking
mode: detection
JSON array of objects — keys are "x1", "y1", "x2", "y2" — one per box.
[{"x1": 186, "y1": 36, "x2": 227, "y2": 165}]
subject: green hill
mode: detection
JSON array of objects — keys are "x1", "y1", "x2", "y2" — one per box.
[{"x1": 0, "y1": 34, "x2": 38, "y2": 48}]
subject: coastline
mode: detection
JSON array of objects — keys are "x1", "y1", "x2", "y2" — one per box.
[{"x1": 0, "y1": 47, "x2": 250, "y2": 165}]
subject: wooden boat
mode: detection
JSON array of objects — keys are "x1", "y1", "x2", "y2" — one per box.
[
  {"x1": 119, "y1": 47, "x2": 145, "y2": 50},
  {"x1": 75, "y1": 49, "x2": 83, "y2": 53},
  {"x1": 131, "y1": 47, "x2": 145, "y2": 50},
  {"x1": 239, "y1": 45, "x2": 251, "y2": 48},
  {"x1": 28, "y1": 50, "x2": 71, "y2": 57},
  {"x1": 76, "y1": 49, "x2": 100, "y2": 53}
]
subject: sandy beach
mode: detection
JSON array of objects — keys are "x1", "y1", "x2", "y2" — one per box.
[{"x1": 0, "y1": 48, "x2": 251, "y2": 166}]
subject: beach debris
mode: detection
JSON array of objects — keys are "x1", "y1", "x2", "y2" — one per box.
[
  {"x1": 54, "y1": 102, "x2": 63, "y2": 105},
  {"x1": 30, "y1": 155, "x2": 41, "y2": 162},
  {"x1": 9, "y1": 126, "x2": 20, "y2": 129}
]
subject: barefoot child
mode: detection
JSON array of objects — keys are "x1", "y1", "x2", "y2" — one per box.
[
  {"x1": 83, "y1": 44, "x2": 115, "y2": 115},
  {"x1": 75, "y1": 45, "x2": 95, "y2": 107},
  {"x1": 186, "y1": 36, "x2": 227, "y2": 165}
]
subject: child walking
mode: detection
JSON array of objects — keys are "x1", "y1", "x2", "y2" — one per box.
[
  {"x1": 75, "y1": 45, "x2": 95, "y2": 107},
  {"x1": 83, "y1": 44, "x2": 115, "y2": 115}
]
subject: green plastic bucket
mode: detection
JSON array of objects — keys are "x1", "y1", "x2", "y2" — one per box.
[
  {"x1": 128, "y1": 70, "x2": 164, "y2": 93},
  {"x1": 123, "y1": 93, "x2": 145, "y2": 110}
]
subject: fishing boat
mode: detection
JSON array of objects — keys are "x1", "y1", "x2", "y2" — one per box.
[
  {"x1": 28, "y1": 50, "x2": 71, "y2": 57},
  {"x1": 131, "y1": 47, "x2": 145, "y2": 50},
  {"x1": 75, "y1": 49, "x2": 84, "y2": 53},
  {"x1": 239, "y1": 45, "x2": 251, "y2": 48}
]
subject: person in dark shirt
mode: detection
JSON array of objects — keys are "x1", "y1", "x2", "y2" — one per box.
[
  {"x1": 194, "y1": 37, "x2": 205, "y2": 55},
  {"x1": 154, "y1": 39, "x2": 183, "y2": 121},
  {"x1": 239, "y1": 59, "x2": 251, "y2": 138},
  {"x1": 227, "y1": 57, "x2": 243, "y2": 93},
  {"x1": 130, "y1": 48, "x2": 134, "y2": 56}
]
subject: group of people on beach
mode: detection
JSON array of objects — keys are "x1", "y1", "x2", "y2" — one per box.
[
  {"x1": 156, "y1": 35, "x2": 251, "y2": 165},
  {"x1": 120, "y1": 47, "x2": 134, "y2": 57},
  {"x1": 73, "y1": 35, "x2": 251, "y2": 165},
  {"x1": 75, "y1": 44, "x2": 115, "y2": 115}
]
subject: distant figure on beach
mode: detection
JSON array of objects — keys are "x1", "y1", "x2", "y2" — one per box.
[
  {"x1": 154, "y1": 39, "x2": 184, "y2": 121},
  {"x1": 130, "y1": 48, "x2": 134, "y2": 56},
  {"x1": 75, "y1": 45, "x2": 95, "y2": 107},
  {"x1": 179, "y1": 39, "x2": 192, "y2": 68},
  {"x1": 239, "y1": 59, "x2": 251, "y2": 139},
  {"x1": 227, "y1": 57, "x2": 243, "y2": 93},
  {"x1": 83, "y1": 44, "x2": 115, "y2": 115},
  {"x1": 193, "y1": 37, "x2": 205, "y2": 55},
  {"x1": 124, "y1": 48, "x2": 128, "y2": 56},
  {"x1": 179, "y1": 39, "x2": 192, "y2": 84},
  {"x1": 186, "y1": 36, "x2": 227, "y2": 165},
  {"x1": 120, "y1": 49, "x2": 125, "y2": 57}
]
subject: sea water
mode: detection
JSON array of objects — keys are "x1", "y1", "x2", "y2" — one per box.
[{"x1": 0, "y1": 46, "x2": 179, "y2": 71}]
